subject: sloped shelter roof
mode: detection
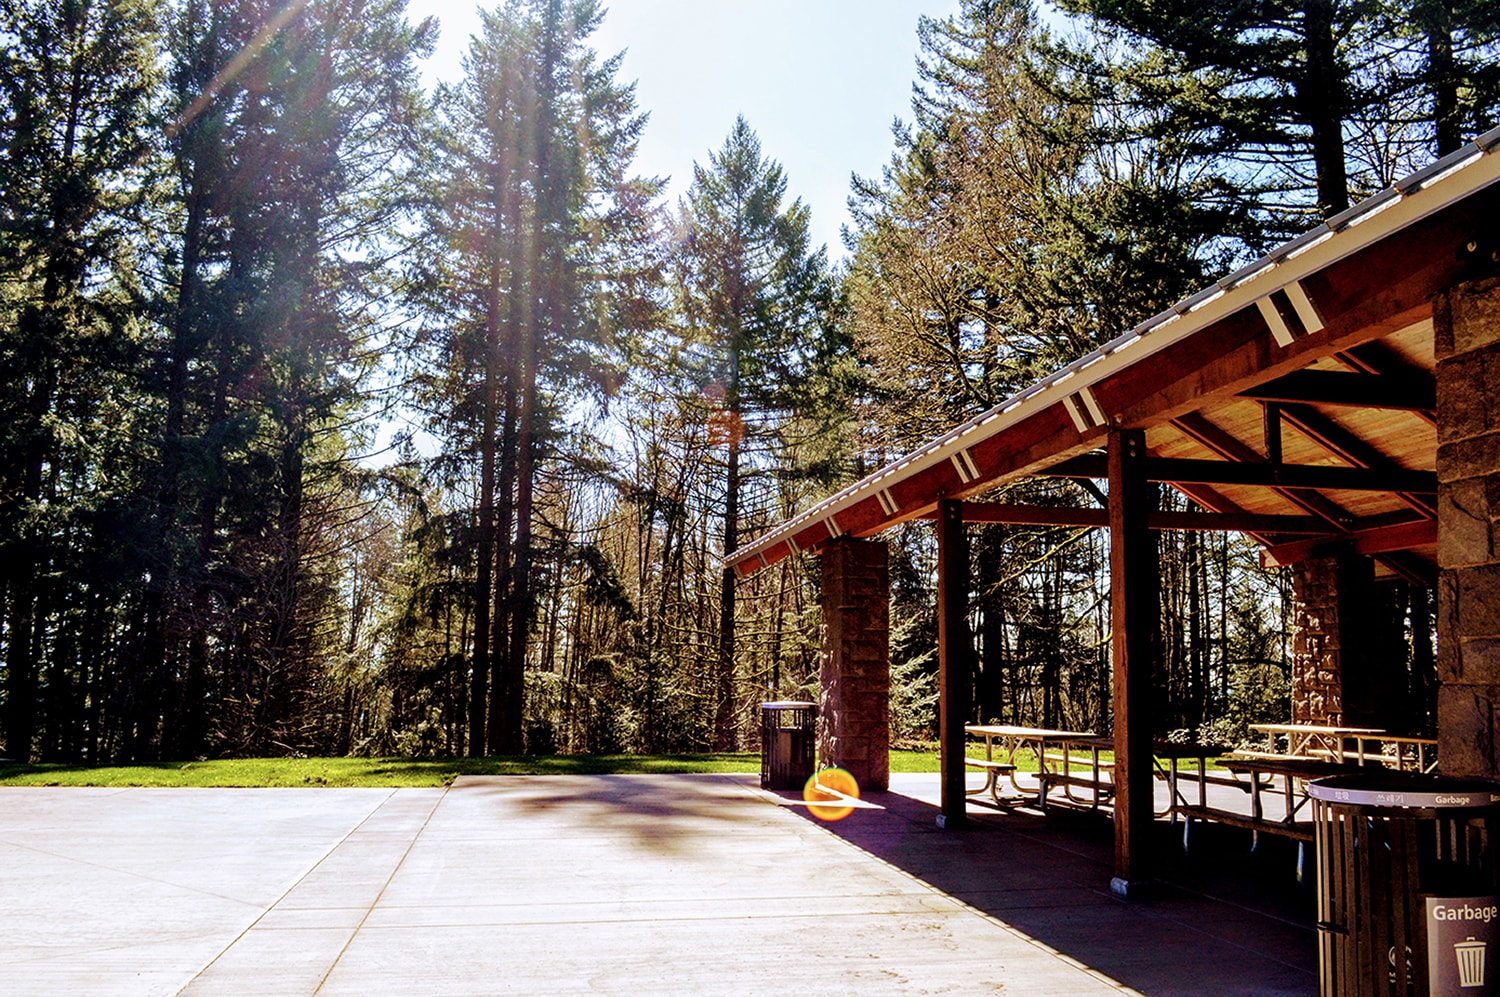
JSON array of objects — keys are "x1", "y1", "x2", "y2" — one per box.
[{"x1": 729, "y1": 127, "x2": 1500, "y2": 583}]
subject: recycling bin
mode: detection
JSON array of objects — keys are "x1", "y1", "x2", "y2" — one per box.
[
  {"x1": 760, "y1": 701, "x2": 815, "y2": 790},
  {"x1": 1309, "y1": 771, "x2": 1500, "y2": 996}
]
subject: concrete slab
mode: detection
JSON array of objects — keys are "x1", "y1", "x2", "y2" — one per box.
[
  {"x1": 0, "y1": 788, "x2": 410, "y2": 995},
  {"x1": 0, "y1": 774, "x2": 1318, "y2": 996}
]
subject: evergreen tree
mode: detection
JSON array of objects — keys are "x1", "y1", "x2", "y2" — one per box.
[
  {"x1": 1053, "y1": 0, "x2": 1500, "y2": 230},
  {"x1": 0, "y1": 0, "x2": 162, "y2": 761},
  {"x1": 847, "y1": 0, "x2": 1221, "y2": 450},
  {"x1": 125, "y1": 0, "x2": 434, "y2": 759},
  {"x1": 1362, "y1": 0, "x2": 1500, "y2": 170},
  {"x1": 673, "y1": 116, "x2": 834, "y2": 751},
  {"x1": 414, "y1": 0, "x2": 658, "y2": 755}
]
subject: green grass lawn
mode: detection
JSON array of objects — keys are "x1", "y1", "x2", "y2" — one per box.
[
  {"x1": 0, "y1": 748, "x2": 947, "y2": 788},
  {"x1": 0, "y1": 745, "x2": 1233, "y2": 788}
]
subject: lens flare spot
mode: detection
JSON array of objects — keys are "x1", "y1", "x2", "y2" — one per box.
[{"x1": 804, "y1": 767, "x2": 859, "y2": 821}]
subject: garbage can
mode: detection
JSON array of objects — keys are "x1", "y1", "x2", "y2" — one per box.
[
  {"x1": 760, "y1": 701, "x2": 815, "y2": 790},
  {"x1": 1309, "y1": 771, "x2": 1500, "y2": 996}
]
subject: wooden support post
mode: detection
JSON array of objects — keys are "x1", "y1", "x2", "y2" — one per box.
[
  {"x1": 1109, "y1": 429, "x2": 1158, "y2": 896},
  {"x1": 937, "y1": 498, "x2": 971, "y2": 829}
]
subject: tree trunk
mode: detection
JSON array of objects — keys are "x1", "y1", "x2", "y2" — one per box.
[
  {"x1": 1423, "y1": 0, "x2": 1460, "y2": 156},
  {"x1": 1410, "y1": 584, "x2": 1436, "y2": 734},
  {"x1": 1188, "y1": 531, "x2": 1204, "y2": 729},
  {"x1": 487, "y1": 109, "x2": 521, "y2": 755},
  {"x1": 976, "y1": 529, "x2": 1006, "y2": 724},
  {"x1": 1301, "y1": 0, "x2": 1349, "y2": 215},
  {"x1": 4, "y1": 584, "x2": 38, "y2": 761},
  {"x1": 716, "y1": 422, "x2": 740, "y2": 751},
  {"x1": 488, "y1": 394, "x2": 516, "y2": 753},
  {"x1": 470, "y1": 244, "x2": 501, "y2": 757},
  {"x1": 500, "y1": 193, "x2": 536, "y2": 757}
]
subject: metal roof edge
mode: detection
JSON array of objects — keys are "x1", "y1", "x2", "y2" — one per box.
[{"x1": 727, "y1": 137, "x2": 1500, "y2": 571}]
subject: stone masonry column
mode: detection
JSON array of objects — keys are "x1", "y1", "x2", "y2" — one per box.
[
  {"x1": 819, "y1": 537, "x2": 890, "y2": 791},
  {"x1": 1436, "y1": 275, "x2": 1500, "y2": 778},
  {"x1": 1289, "y1": 555, "x2": 1377, "y2": 727}
]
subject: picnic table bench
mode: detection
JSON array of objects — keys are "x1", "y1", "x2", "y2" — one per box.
[
  {"x1": 963, "y1": 757, "x2": 1017, "y2": 804},
  {"x1": 1038, "y1": 735, "x2": 1115, "y2": 811},
  {"x1": 1174, "y1": 752, "x2": 1365, "y2": 878},
  {"x1": 1151, "y1": 740, "x2": 1230, "y2": 823}
]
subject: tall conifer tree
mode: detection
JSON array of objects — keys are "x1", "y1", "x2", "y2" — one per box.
[
  {"x1": 0, "y1": 0, "x2": 161, "y2": 761},
  {"x1": 674, "y1": 116, "x2": 831, "y2": 751},
  {"x1": 417, "y1": 0, "x2": 657, "y2": 755},
  {"x1": 1054, "y1": 0, "x2": 1500, "y2": 230}
]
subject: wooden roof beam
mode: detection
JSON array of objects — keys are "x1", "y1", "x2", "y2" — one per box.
[
  {"x1": 1150, "y1": 456, "x2": 1435, "y2": 493},
  {"x1": 1164, "y1": 481, "x2": 1288, "y2": 546},
  {"x1": 929, "y1": 503, "x2": 1328, "y2": 534},
  {"x1": 1260, "y1": 519, "x2": 1439, "y2": 568},
  {"x1": 1039, "y1": 453, "x2": 1436, "y2": 493},
  {"x1": 1171, "y1": 412, "x2": 1359, "y2": 531},
  {"x1": 1107, "y1": 415, "x2": 1430, "y2": 586},
  {"x1": 1238, "y1": 370, "x2": 1435, "y2": 412},
  {"x1": 1175, "y1": 405, "x2": 1443, "y2": 581}
]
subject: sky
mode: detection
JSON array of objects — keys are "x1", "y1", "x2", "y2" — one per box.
[{"x1": 413, "y1": 0, "x2": 963, "y2": 259}]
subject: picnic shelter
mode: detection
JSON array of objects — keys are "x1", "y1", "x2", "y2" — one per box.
[{"x1": 727, "y1": 126, "x2": 1500, "y2": 896}]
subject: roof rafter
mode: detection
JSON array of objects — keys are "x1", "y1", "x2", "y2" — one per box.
[
  {"x1": 1276, "y1": 403, "x2": 1438, "y2": 518},
  {"x1": 1261, "y1": 519, "x2": 1439, "y2": 568}
]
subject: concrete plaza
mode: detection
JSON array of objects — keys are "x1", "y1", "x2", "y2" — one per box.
[{"x1": 0, "y1": 773, "x2": 1317, "y2": 995}]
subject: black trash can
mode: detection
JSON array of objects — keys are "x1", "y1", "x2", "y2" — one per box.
[
  {"x1": 760, "y1": 701, "x2": 816, "y2": 790},
  {"x1": 1309, "y1": 771, "x2": 1500, "y2": 996}
]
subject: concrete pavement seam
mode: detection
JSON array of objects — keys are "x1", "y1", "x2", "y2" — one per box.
[
  {"x1": 310, "y1": 786, "x2": 451, "y2": 995},
  {"x1": 174, "y1": 788, "x2": 399, "y2": 995}
]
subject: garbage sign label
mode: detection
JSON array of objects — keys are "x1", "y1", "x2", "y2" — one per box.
[{"x1": 1428, "y1": 896, "x2": 1500, "y2": 993}]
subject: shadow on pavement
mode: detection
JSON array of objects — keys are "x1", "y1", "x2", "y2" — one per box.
[
  {"x1": 782, "y1": 783, "x2": 1320, "y2": 997},
  {"x1": 456, "y1": 773, "x2": 781, "y2": 855}
]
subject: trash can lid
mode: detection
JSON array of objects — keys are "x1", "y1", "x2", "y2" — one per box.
[
  {"x1": 1308, "y1": 771, "x2": 1500, "y2": 809},
  {"x1": 761, "y1": 701, "x2": 815, "y2": 710}
]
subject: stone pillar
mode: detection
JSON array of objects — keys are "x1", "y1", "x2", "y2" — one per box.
[
  {"x1": 1289, "y1": 555, "x2": 1378, "y2": 727},
  {"x1": 819, "y1": 537, "x2": 890, "y2": 791},
  {"x1": 1436, "y1": 275, "x2": 1500, "y2": 778}
]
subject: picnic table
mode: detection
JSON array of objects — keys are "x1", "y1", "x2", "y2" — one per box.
[
  {"x1": 1174, "y1": 730, "x2": 1372, "y2": 876},
  {"x1": 1217, "y1": 754, "x2": 1364, "y2": 839},
  {"x1": 965, "y1": 727, "x2": 1223, "y2": 816},
  {"x1": 963, "y1": 724, "x2": 1100, "y2": 807},
  {"x1": 1243, "y1": 723, "x2": 1387, "y2": 764},
  {"x1": 1040, "y1": 734, "x2": 1115, "y2": 811},
  {"x1": 1243, "y1": 722, "x2": 1438, "y2": 771}
]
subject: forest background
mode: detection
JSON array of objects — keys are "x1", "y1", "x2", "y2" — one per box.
[{"x1": 2, "y1": 0, "x2": 1496, "y2": 763}]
